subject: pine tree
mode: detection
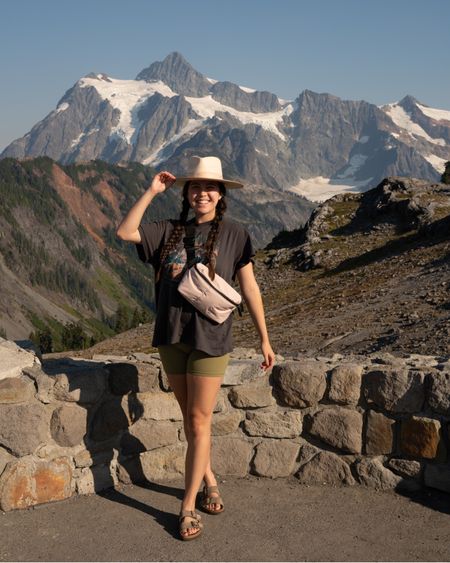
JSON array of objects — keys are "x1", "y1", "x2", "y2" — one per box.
[
  {"x1": 441, "y1": 161, "x2": 450, "y2": 184},
  {"x1": 61, "y1": 321, "x2": 88, "y2": 350},
  {"x1": 38, "y1": 328, "x2": 53, "y2": 353},
  {"x1": 114, "y1": 304, "x2": 130, "y2": 333},
  {"x1": 131, "y1": 306, "x2": 140, "y2": 327}
]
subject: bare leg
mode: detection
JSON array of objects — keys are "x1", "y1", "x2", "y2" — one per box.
[
  {"x1": 166, "y1": 373, "x2": 219, "y2": 493},
  {"x1": 166, "y1": 373, "x2": 222, "y2": 537},
  {"x1": 182, "y1": 374, "x2": 223, "y2": 535}
]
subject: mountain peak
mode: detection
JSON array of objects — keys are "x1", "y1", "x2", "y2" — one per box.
[
  {"x1": 397, "y1": 95, "x2": 421, "y2": 111},
  {"x1": 135, "y1": 51, "x2": 210, "y2": 96}
]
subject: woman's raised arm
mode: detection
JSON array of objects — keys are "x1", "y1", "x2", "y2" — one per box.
[{"x1": 116, "y1": 171, "x2": 176, "y2": 242}]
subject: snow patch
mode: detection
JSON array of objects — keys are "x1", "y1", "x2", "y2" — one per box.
[
  {"x1": 142, "y1": 118, "x2": 203, "y2": 166},
  {"x1": 417, "y1": 103, "x2": 450, "y2": 123},
  {"x1": 55, "y1": 102, "x2": 69, "y2": 113},
  {"x1": 288, "y1": 176, "x2": 373, "y2": 203},
  {"x1": 206, "y1": 77, "x2": 218, "y2": 84},
  {"x1": 335, "y1": 154, "x2": 368, "y2": 179},
  {"x1": 239, "y1": 85, "x2": 256, "y2": 93},
  {"x1": 78, "y1": 76, "x2": 178, "y2": 144},
  {"x1": 423, "y1": 154, "x2": 448, "y2": 173},
  {"x1": 383, "y1": 103, "x2": 446, "y2": 146},
  {"x1": 185, "y1": 94, "x2": 294, "y2": 140},
  {"x1": 70, "y1": 132, "x2": 85, "y2": 148},
  {"x1": 358, "y1": 135, "x2": 369, "y2": 144}
]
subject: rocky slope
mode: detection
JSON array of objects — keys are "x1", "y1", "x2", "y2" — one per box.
[{"x1": 0, "y1": 157, "x2": 313, "y2": 341}]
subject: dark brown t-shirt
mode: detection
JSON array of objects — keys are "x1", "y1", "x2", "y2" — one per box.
[{"x1": 135, "y1": 216, "x2": 255, "y2": 356}]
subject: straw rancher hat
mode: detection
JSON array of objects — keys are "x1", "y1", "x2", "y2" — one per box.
[{"x1": 173, "y1": 155, "x2": 244, "y2": 189}]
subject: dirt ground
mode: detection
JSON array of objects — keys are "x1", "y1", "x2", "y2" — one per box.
[{"x1": 1, "y1": 476, "x2": 449, "y2": 562}]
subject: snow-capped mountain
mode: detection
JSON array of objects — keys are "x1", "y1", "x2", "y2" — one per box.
[{"x1": 2, "y1": 52, "x2": 449, "y2": 202}]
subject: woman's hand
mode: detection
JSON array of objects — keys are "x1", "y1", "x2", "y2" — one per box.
[
  {"x1": 148, "y1": 171, "x2": 176, "y2": 196},
  {"x1": 260, "y1": 340, "x2": 275, "y2": 371}
]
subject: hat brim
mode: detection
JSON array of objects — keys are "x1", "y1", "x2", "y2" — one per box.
[{"x1": 173, "y1": 176, "x2": 244, "y2": 189}]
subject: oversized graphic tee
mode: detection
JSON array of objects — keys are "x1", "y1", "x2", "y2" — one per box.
[{"x1": 135, "y1": 216, "x2": 255, "y2": 356}]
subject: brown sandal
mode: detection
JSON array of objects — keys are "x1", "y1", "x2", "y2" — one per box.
[
  {"x1": 179, "y1": 509, "x2": 203, "y2": 541},
  {"x1": 200, "y1": 484, "x2": 224, "y2": 514}
]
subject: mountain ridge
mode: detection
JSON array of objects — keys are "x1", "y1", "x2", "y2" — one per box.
[{"x1": 2, "y1": 51, "x2": 449, "y2": 202}]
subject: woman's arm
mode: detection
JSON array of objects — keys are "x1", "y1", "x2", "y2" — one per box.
[
  {"x1": 236, "y1": 262, "x2": 275, "y2": 371},
  {"x1": 116, "y1": 171, "x2": 176, "y2": 242}
]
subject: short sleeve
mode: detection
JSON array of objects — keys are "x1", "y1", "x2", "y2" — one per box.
[
  {"x1": 135, "y1": 221, "x2": 168, "y2": 265},
  {"x1": 232, "y1": 229, "x2": 255, "y2": 281}
]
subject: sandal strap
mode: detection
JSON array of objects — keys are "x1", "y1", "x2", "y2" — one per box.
[
  {"x1": 204, "y1": 484, "x2": 220, "y2": 494},
  {"x1": 179, "y1": 510, "x2": 203, "y2": 532},
  {"x1": 179, "y1": 509, "x2": 201, "y2": 520},
  {"x1": 203, "y1": 485, "x2": 223, "y2": 505},
  {"x1": 180, "y1": 519, "x2": 201, "y2": 531}
]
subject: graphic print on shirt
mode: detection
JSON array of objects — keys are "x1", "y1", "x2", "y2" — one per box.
[{"x1": 162, "y1": 228, "x2": 218, "y2": 281}]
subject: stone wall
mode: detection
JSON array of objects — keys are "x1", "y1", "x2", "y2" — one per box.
[{"x1": 0, "y1": 337, "x2": 449, "y2": 511}]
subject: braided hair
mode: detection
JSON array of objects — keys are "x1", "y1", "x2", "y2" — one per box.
[{"x1": 155, "y1": 181, "x2": 227, "y2": 283}]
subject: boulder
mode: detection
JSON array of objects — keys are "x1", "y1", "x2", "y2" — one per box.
[
  {"x1": 222, "y1": 360, "x2": 267, "y2": 386},
  {"x1": 50, "y1": 404, "x2": 88, "y2": 447},
  {"x1": 22, "y1": 366, "x2": 55, "y2": 404},
  {"x1": 307, "y1": 407, "x2": 362, "y2": 453},
  {"x1": 244, "y1": 410, "x2": 302, "y2": 438},
  {"x1": 228, "y1": 385, "x2": 275, "y2": 408},
  {"x1": 120, "y1": 419, "x2": 178, "y2": 454},
  {"x1": 135, "y1": 391, "x2": 183, "y2": 421},
  {"x1": 272, "y1": 360, "x2": 327, "y2": 407},
  {"x1": 0, "y1": 376, "x2": 35, "y2": 403},
  {"x1": 328, "y1": 362, "x2": 363, "y2": 405},
  {"x1": 387, "y1": 458, "x2": 423, "y2": 479},
  {"x1": 0, "y1": 339, "x2": 38, "y2": 381},
  {"x1": 426, "y1": 370, "x2": 450, "y2": 415},
  {"x1": 211, "y1": 437, "x2": 254, "y2": 476},
  {"x1": 0, "y1": 403, "x2": 50, "y2": 456},
  {"x1": 355, "y1": 457, "x2": 402, "y2": 489},
  {"x1": 295, "y1": 450, "x2": 355, "y2": 485},
  {"x1": 400, "y1": 416, "x2": 442, "y2": 459},
  {"x1": 362, "y1": 368, "x2": 425, "y2": 413},
  {"x1": 138, "y1": 443, "x2": 187, "y2": 481},
  {"x1": 252, "y1": 439, "x2": 300, "y2": 477},
  {"x1": 365, "y1": 410, "x2": 395, "y2": 455},
  {"x1": 75, "y1": 463, "x2": 117, "y2": 495},
  {"x1": 211, "y1": 410, "x2": 243, "y2": 435},
  {"x1": 0, "y1": 456, "x2": 72, "y2": 511}
]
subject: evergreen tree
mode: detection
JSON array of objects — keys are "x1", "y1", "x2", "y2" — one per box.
[
  {"x1": 61, "y1": 321, "x2": 88, "y2": 350},
  {"x1": 114, "y1": 304, "x2": 130, "y2": 332},
  {"x1": 131, "y1": 306, "x2": 141, "y2": 327},
  {"x1": 140, "y1": 307, "x2": 152, "y2": 324},
  {"x1": 38, "y1": 328, "x2": 53, "y2": 353},
  {"x1": 441, "y1": 161, "x2": 450, "y2": 184}
]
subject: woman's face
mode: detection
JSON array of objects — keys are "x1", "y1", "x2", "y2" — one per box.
[{"x1": 187, "y1": 180, "x2": 222, "y2": 218}]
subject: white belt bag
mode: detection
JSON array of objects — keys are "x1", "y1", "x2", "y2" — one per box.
[{"x1": 177, "y1": 262, "x2": 242, "y2": 324}]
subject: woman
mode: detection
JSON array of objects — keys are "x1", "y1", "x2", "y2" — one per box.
[{"x1": 116, "y1": 155, "x2": 275, "y2": 540}]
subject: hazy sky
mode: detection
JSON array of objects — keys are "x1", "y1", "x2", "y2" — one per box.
[{"x1": 1, "y1": 0, "x2": 449, "y2": 151}]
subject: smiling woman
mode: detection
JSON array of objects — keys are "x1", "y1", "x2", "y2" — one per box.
[
  {"x1": 116, "y1": 155, "x2": 275, "y2": 541},
  {"x1": 187, "y1": 180, "x2": 223, "y2": 222}
]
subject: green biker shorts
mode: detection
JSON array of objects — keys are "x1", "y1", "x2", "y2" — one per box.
[{"x1": 157, "y1": 342, "x2": 230, "y2": 377}]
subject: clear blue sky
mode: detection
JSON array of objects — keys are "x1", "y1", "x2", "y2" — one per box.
[{"x1": 1, "y1": 0, "x2": 449, "y2": 151}]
